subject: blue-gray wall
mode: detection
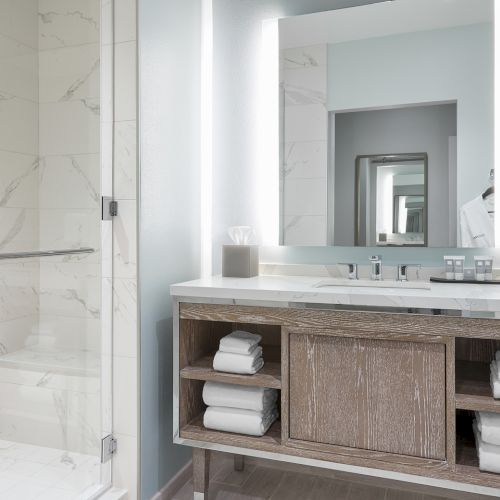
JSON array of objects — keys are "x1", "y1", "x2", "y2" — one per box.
[{"x1": 139, "y1": 0, "x2": 201, "y2": 498}]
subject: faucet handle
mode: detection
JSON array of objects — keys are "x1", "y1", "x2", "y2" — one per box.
[
  {"x1": 397, "y1": 264, "x2": 422, "y2": 281},
  {"x1": 339, "y1": 263, "x2": 358, "y2": 280}
]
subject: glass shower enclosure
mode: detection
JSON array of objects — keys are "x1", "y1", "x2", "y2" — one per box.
[{"x1": 0, "y1": 1, "x2": 113, "y2": 498}]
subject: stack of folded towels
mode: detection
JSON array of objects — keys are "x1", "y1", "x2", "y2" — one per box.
[
  {"x1": 203, "y1": 381, "x2": 278, "y2": 436},
  {"x1": 213, "y1": 330, "x2": 264, "y2": 375},
  {"x1": 473, "y1": 412, "x2": 500, "y2": 474},
  {"x1": 491, "y1": 351, "x2": 500, "y2": 399}
]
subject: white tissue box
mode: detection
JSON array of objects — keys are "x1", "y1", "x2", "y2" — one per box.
[{"x1": 222, "y1": 245, "x2": 259, "y2": 278}]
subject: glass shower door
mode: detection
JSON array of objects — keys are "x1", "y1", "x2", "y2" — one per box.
[{"x1": 0, "y1": 0, "x2": 112, "y2": 498}]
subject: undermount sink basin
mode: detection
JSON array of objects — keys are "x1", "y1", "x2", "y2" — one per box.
[{"x1": 313, "y1": 278, "x2": 431, "y2": 290}]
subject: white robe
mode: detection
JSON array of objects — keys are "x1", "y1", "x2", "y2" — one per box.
[{"x1": 459, "y1": 195, "x2": 495, "y2": 247}]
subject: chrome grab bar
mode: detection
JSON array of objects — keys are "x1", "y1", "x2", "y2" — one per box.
[{"x1": 0, "y1": 248, "x2": 95, "y2": 260}]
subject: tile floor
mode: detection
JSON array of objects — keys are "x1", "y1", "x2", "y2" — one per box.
[
  {"x1": 173, "y1": 453, "x2": 494, "y2": 500},
  {"x1": 0, "y1": 440, "x2": 104, "y2": 499}
]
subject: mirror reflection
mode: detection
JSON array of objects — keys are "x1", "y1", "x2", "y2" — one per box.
[
  {"x1": 279, "y1": 0, "x2": 494, "y2": 248},
  {"x1": 355, "y1": 154, "x2": 428, "y2": 247}
]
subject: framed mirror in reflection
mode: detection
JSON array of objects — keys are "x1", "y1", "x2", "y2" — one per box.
[
  {"x1": 279, "y1": 0, "x2": 494, "y2": 248},
  {"x1": 355, "y1": 153, "x2": 428, "y2": 247}
]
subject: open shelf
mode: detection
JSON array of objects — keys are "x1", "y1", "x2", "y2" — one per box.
[
  {"x1": 456, "y1": 360, "x2": 500, "y2": 413},
  {"x1": 180, "y1": 413, "x2": 282, "y2": 452},
  {"x1": 180, "y1": 355, "x2": 281, "y2": 389},
  {"x1": 455, "y1": 410, "x2": 500, "y2": 487}
]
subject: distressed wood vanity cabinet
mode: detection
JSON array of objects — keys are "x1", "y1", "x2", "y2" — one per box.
[{"x1": 172, "y1": 287, "x2": 500, "y2": 499}]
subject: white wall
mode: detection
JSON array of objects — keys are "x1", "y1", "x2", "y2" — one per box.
[{"x1": 328, "y1": 23, "x2": 494, "y2": 213}]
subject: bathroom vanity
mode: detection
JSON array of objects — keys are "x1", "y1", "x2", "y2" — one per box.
[{"x1": 172, "y1": 275, "x2": 500, "y2": 498}]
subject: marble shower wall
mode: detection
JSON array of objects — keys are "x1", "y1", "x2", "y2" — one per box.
[
  {"x1": 282, "y1": 44, "x2": 328, "y2": 246},
  {"x1": 0, "y1": 1, "x2": 40, "y2": 355},
  {"x1": 38, "y1": 0, "x2": 101, "y2": 352},
  {"x1": 0, "y1": 0, "x2": 102, "y2": 458}
]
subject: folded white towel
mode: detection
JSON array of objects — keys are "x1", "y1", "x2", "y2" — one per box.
[
  {"x1": 473, "y1": 420, "x2": 500, "y2": 474},
  {"x1": 491, "y1": 362, "x2": 500, "y2": 399},
  {"x1": 476, "y1": 411, "x2": 500, "y2": 446},
  {"x1": 213, "y1": 349, "x2": 264, "y2": 375},
  {"x1": 219, "y1": 330, "x2": 262, "y2": 355},
  {"x1": 203, "y1": 381, "x2": 278, "y2": 412},
  {"x1": 203, "y1": 406, "x2": 278, "y2": 437},
  {"x1": 493, "y1": 360, "x2": 500, "y2": 382}
]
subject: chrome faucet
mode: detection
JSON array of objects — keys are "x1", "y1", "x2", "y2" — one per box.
[
  {"x1": 369, "y1": 255, "x2": 382, "y2": 281},
  {"x1": 339, "y1": 263, "x2": 358, "y2": 280},
  {"x1": 397, "y1": 264, "x2": 422, "y2": 282}
]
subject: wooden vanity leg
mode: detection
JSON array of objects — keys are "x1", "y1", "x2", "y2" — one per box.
[
  {"x1": 234, "y1": 454, "x2": 245, "y2": 471},
  {"x1": 193, "y1": 448, "x2": 210, "y2": 499}
]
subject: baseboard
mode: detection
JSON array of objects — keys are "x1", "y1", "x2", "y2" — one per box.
[{"x1": 150, "y1": 460, "x2": 193, "y2": 500}]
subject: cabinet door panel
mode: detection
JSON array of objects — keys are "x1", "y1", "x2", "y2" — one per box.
[{"x1": 289, "y1": 333, "x2": 446, "y2": 460}]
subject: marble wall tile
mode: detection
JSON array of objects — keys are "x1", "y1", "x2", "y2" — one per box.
[
  {"x1": 0, "y1": 260, "x2": 38, "y2": 327},
  {"x1": 283, "y1": 45, "x2": 327, "y2": 69},
  {"x1": 0, "y1": 151, "x2": 39, "y2": 208},
  {"x1": 114, "y1": 121, "x2": 137, "y2": 200},
  {"x1": 112, "y1": 279, "x2": 137, "y2": 358},
  {"x1": 113, "y1": 200, "x2": 137, "y2": 279},
  {"x1": 100, "y1": 43, "x2": 113, "y2": 127},
  {"x1": 37, "y1": 314, "x2": 100, "y2": 352},
  {"x1": 39, "y1": 43, "x2": 100, "y2": 103},
  {"x1": 111, "y1": 432, "x2": 138, "y2": 499},
  {"x1": 39, "y1": 271, "x2": 100, "y2": 320},
  {"x1": 0, "y1": 381, "x2": 100, "y2": 455},
  {"x1": 0, "y1": 316, "x2": 38, "y2": 353},
  {"x1": 0, "y1": 208, "x2": 38, "y2": 251},
  {"x1": 283, "y1": 67, "x2": 326, "y2": 106},
  {"x1": 112, "y1": 355, "x2": 137, "y2": 437},
  {"x1": 38, "y1": 208, "x2": 100, "y2": 250},
  {"x1": 114, "y1": 41, "x2": 137, "y2": 122},
  {"x1": 0, "y1": 0, "x2": 38, "y2": 48},
  {"x1": 0, "y1": 280, "x2": 38, "y2": 324},
  {"x1": 284, "y1": 103, "x2": 328, "y2": 143},
  {"x1": 0, "y1": 96, "x2": 38, "y2": 154},
  {"x1": 284, "y1": 141, "x2": 327, "y2": 179},
  {"x1": 283, "y1": 178, "x2": 327, "y2": 216},
  {"x1": 38, "y1": 0, "x2": 100, "y2": 51},
  {"x1": 39, "y1": 154, "x2": 100, "y2": 209},
  {"x1": 0, "y1": 34, "x2": 38, "y2": 102},
  {"x1": 115, "y1": 0, "x2": 137, "y2": 44},
  {"x1": 283, "y1": 216, "x2": 328, "y2": 246},
  {"x1": 39, "y1": 100, "x2": 100, "y2": 156}
]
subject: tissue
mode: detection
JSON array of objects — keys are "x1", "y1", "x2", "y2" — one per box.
[{"x1": 228, "y1": 226, "x2": 254, "y2": 245}]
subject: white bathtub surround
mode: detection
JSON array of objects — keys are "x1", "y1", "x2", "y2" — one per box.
[{"x1": 281, "y1": 44, "x2": 328, "y2": 246}]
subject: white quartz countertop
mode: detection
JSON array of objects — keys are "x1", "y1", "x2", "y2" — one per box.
[{"x1": 170, "y1": 275, "x2": 500, "y2": 313}]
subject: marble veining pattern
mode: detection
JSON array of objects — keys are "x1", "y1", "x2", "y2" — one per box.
[
  {"x1": 171, "y1": 274, "x2": 500, "y2": 313},
  {"x1": 0, "y1": 440, "x2": 102, "y2": 499},
  {"x1": 282, "y1": 44, "x2": 328, "y2": 246},
  {"x1": 38, "y1": 0, "x2": 100, "y2": 50}
]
